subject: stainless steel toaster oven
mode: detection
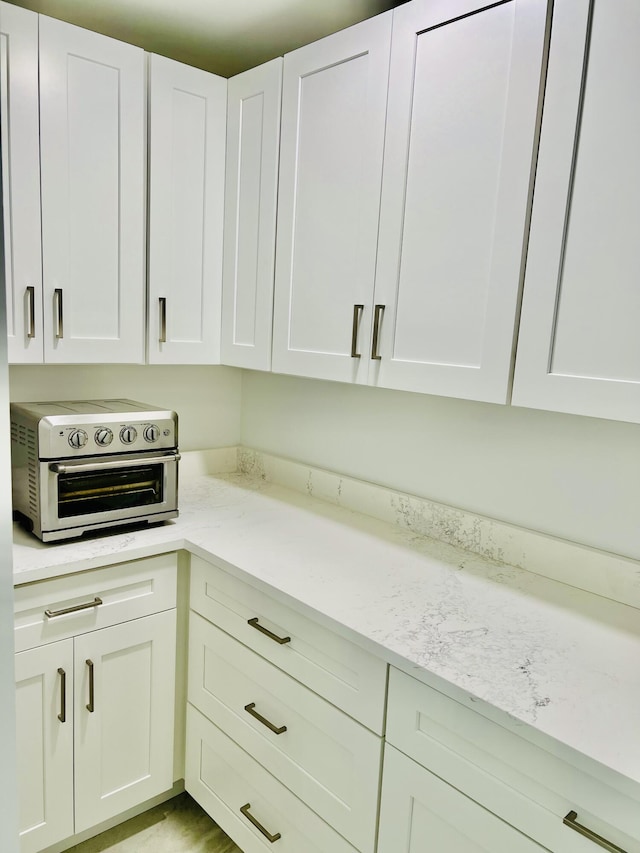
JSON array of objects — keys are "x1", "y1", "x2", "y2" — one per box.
[{"x1": 10, "y1": 399, "x2": 179, "y2": 542}]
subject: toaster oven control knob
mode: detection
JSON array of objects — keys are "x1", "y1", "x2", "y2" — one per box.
[
  {"x1": 119, "y1": 425, "x2": 138, "y2": 445},
  {"x1": 68, "y1": 429, "x2": 88, "y2": 449},
  {"x1": 143, "y1": 424, "x2": 160, "y2": 443},
  {"x1": 94, "y1": 427, "x2": 113, "y2": 447}
]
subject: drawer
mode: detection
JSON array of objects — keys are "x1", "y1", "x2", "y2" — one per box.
[
  {"x1": 14, "y1": 553, "x2": 178, "y2": 652},
  {"x1": 379, "y1": 745, "x2": 546, "y2": 853},
  {"x1": 387, "y1": 667, "x2": 640, "y2": 853},
  {"x1": 188, "y1": 611, "x2": 381, "y2": 853},
  {"x1": 190, "y1": 554, "x2": 387, "y2": 733},
  {"x1": 186, "y1": 704, "x2": 359, "y2": 853}
]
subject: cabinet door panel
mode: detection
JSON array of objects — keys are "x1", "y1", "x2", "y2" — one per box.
[
  {"x1": 221, "y1": 58, "x2": 282, "y2": 371},
  {"x1": 148, "y1": 54, "x2": 226, "y2": 364},
  {"x1": 0, "y1": 2, "x2": 43, "y2": 363},
  {"x1": 73, "y1": 609, "x2": 176, "y2": 832},
  {"x1": 513, "y1": 0, "x2": 640, "y2": 422},
  {"x1": 373, "y1": 0, "x2": 547, "y2": 402},
  {"x1": 15, "y1": 639, "x2": 74, "y2": 853},
  {"x1": 272, "y1": 14, "x2": 392, "y2": 382},
  {"x1": 39, "y1": 16, "x2": 145, "y2": 363},
  {"x1": 378, "y1": 746, "x2": 545, "y2": 853}
]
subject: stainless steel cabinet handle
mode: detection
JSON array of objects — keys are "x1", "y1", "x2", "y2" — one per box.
[
  {"x1": 45, "y1": 597, "x2": 103, "y2": 619},
  {"x1": 86, "y1": 659, "x2": 95, "y2": 713},
  {"x1": 351, "y1": 304, "x2": 364, "y2": 358},
  {"x1": 239, "y1": 803, "x2": 281, "y2": 843},
  {"x1": 247, "y1": 617, "x2": 291, "y2": 645},
  {"x1": 371, "y1": 304, "x2": 385, "y2": 360},
  {"x1": 54, "y1": 288, "x2": 64, "y2": 339},
  {"x1": 57, "y1": 668, "x2": 66, "y2": 723},
  {"x1": 159, "y1": 297, "x2": 167, "y2": 343},
  {"x1": 563, "y1": 811, "x2": 628, "y2": 853},
  {"x1": 244, "y1": 702, "x2": 287, "y2": 735},
  {"x1": 26, "y1": 286, "x2": 36, "y2": 338}
]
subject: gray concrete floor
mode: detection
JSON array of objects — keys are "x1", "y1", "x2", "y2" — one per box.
[{"x1": 65, "y1": 793, "x2": 243, "y2": 853}]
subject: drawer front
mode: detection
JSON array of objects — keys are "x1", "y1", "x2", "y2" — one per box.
[
  {"x1": 387, "y1": 668, "x2": 640, "y2": 853},
  {"x1": 190, "y1": 554, "x2": 387, "y2": 734},
  {"x1": 186, "y1": 704, "x2": 359, "y2": 853},
  {"x1": 188, "y1": 612, "x2": 381, "y2": 853},
  {"x1": 379, "y1": 745, "x2": 546, "y2": 853},
  {"x1": 14, "y1": 553, "x2": 178, "y2": 652}
]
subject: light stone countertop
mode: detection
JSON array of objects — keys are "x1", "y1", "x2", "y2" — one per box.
[{"x1": 12, "y1": 464, "x2": 640, "y2": 804}]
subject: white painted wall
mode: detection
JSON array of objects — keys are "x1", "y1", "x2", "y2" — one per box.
[
  {"x1": 9, "y1": 364, "x2": 242, "y2": 451},
  {"x1": 240, "y1": 371, "x2": 640, "y2": 561}
]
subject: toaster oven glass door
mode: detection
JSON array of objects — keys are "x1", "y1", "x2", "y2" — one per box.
[{"x1": 57, "y1": 463, "x2": 164, "y2": 517}]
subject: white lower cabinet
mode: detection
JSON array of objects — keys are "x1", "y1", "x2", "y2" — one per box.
[
  {"x1": 15, "y1": 639, "x2": 74, "y2": 853},
  {"x1": 378, "y1": 745, "x2": 545, "y2": 852},
  {"x1": 14, "y1": 555, "x2": 178, "y2": 853},
  {"x1": 185, "y1": 555, "x2": 386, "y2": 853}
]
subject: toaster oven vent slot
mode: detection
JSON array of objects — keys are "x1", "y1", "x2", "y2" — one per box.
[{"x1": 28, "y1": 465, "x2": 38, "y2": 514}]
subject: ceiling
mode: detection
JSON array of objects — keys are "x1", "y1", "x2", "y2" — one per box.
[{"x1": 7, "y1": 0, "x2": 406, "y2": 77}]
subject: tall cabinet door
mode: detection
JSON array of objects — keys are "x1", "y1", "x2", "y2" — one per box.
[
  {"x1": 372, "y1": 0, "x2": 548, "y2": 403},
  {"x1": 0, "y1": 3, "x2": 43, "y2": 364},
  {"x1": 378, "y1": 746, "x2": 545, "y2": 853},
  {"x1": 512, "y1": 0, "x2": 640, "y2": 423},
  {"x1": 39, "y1": 16, "x2": 145, "y2": 364},
  {"x1": 221, "y1": 58, "x2": 282, "y2": 371},
  {"x1": 15, "y1": 639, "x2": 74, "y2": 853},
  {"x1": 148, "y1": 54, "x2": 227, "y2": 364},
  {"x1": 73, "y1": 610, "x2": 176, "y2": 833},
  {"x1": 271, "y1": 14, "x2": 392, "y2": 383}
]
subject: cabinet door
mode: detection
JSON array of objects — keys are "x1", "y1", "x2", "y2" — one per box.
[
  {"x1": 378, "y1": 745, "x2": 545, "y2": 853},
  {"x1": 0, "y1": 3, "x2": 43, "y2": 364},
  {"x1": 73, "y1": 609, "x2": 176, "y2": 832},
  {"x1": 271, "y1": 14, "x2": 392, "y2": 383},
  {"x1": 39, "y1": 16, "x2": 145, "y2": 364},
  {"x1": 372, "y1": 0, "x2": 547, "y2": 403},
  {"x1": 512, "y1": 0, "x2": 640, "y2": 423},
  {"x1": 15, "y1": 639, "x2": 74, "y2": 853},
  {"x1": 148, "y1": 54, "x2": 227, "y2": 364},
  {"x1": 221, "y1": 58, "x2": 282, "y2": 371}
]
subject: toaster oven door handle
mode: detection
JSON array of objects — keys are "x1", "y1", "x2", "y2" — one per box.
[{"x1": 49, "y1": 452, "x2": 181, "y2": 475}]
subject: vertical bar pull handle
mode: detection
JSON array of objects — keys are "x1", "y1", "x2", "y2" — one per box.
[
  {"x1": 563, "y1": 812, "x2": 628, "y2": 853},
  {"x1": 159, "y1": 297, "x2": 167, "y2": 343},
  {"x1": 371, "y1": 304, "x2": 385, "y2": 360},
  {"x1": 26, "y1": 286, "x2": 36, "y2": 338},
  {"x1": 54, "y1": 288, "x2": 64, "y2": 339},
  {"x1": 86, "y1": 659, "x2": 94, "y2": 713},
  {"x1": 240, "y1": 804, "x2": 281, "y2": 843},
  {"x1": 351, "y1": 304, "x2": 364, "y2": 358},
  {"x1": 57, "y1": 668, "x2": 66, "y2": 723}
]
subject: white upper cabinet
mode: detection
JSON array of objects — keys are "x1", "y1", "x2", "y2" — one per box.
[
  {"x1": 272, "y1": 14, "x2": 393, "y2": 383},
  {"x1": 39, "y1": 16, "x2": 145, "y2": 364},
  {"x1": 371, "y1": 0, "x2": 548, "y2": 403},
  {"x1": 148, "y1": 54, "x2": 227, "y2": 364},
  {"x1": 513, "y1": 0, "x2": 640, "y2": 423},
  {"x1": 0, "y1": 3, "x2": 43, "y2": 364},
  {"x1": 221, "y1": 58, "x2": 282, "y2": 371}
]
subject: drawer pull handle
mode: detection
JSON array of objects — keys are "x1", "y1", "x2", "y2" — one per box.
[
  {"x1": 57, "y1": 668, "x2": 66, "y2": 723},
  {"x1": 240, "y1": 803, "x2": 281, "y2": 843},
  {"x1": 247, "y1": 617, "x2": 291, "y2": 645},
  {"x1": 45, "y1": 597, "x2": 103, "y2": 619},
  {"x1": 563, "y1": 811, "x2": 628, "y2": 853},
  {"x1": 351, "y1": 304, "x2": 364, "y2": 358},
  {"x1": 244, "y1": 702, "x2": 287, "y2": 735},
  {"x1": 86, "y1": 659, "x2": 95, "y2": 713}
]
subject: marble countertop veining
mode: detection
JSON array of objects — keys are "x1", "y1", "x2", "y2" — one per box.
[{"x1": 12, "y1": 469, "x2": 640, "y2": 798}]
